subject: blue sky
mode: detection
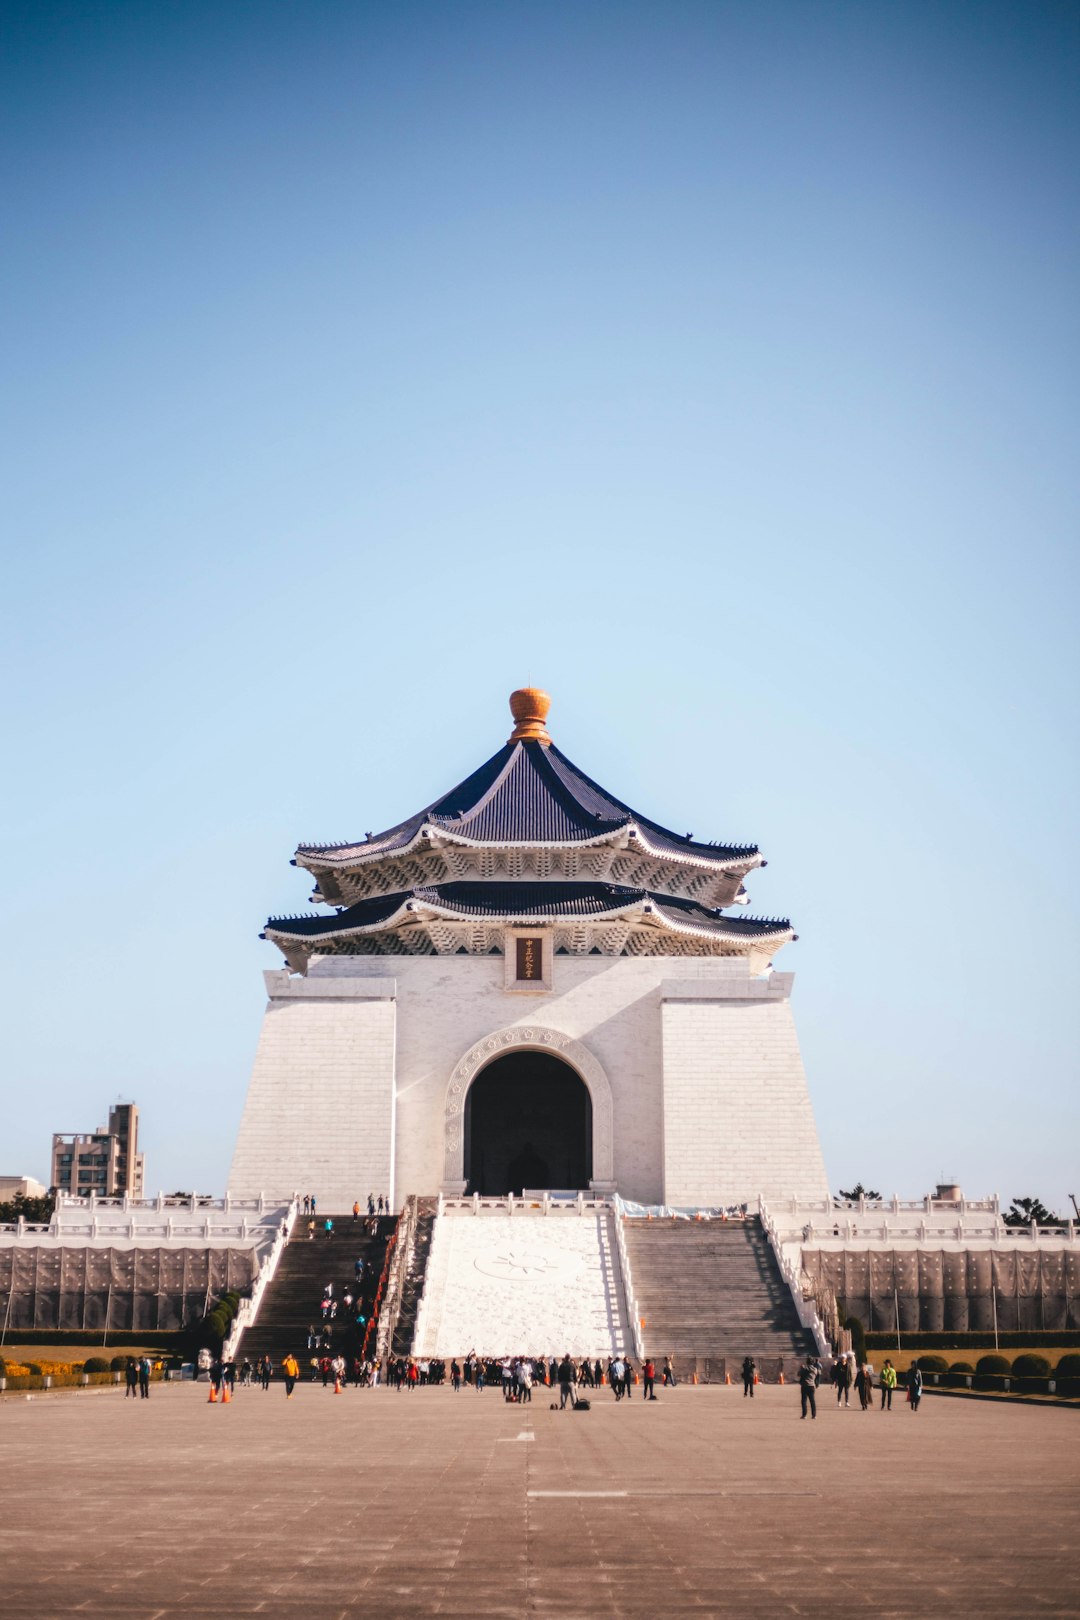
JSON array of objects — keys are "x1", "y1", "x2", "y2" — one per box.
[{"x1": 2, "y1": 0, "x2": 1077, "y2": 1211}]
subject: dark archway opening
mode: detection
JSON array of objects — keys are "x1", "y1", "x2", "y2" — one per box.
[{"x1": 464, "y1": 1051, "x2": 592, "y2": 1195}]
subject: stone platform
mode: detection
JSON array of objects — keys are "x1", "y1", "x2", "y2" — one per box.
[{"x1": 1, "y1": 1383, "x2": 1077, "y2": 1618}]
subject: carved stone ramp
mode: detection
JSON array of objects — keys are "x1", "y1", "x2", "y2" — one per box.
[{"x1": 412, "y1": 1203, "x2": 634, "y2": 1358}]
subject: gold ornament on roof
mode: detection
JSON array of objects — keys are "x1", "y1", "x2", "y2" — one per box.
[{"x1": 508, "y1": 686, "x2": 552, "y2": 744}]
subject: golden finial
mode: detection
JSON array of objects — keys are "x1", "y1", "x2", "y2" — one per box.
[{"x1": 508, "y1": 686, "x2": 552, "y2": 744}]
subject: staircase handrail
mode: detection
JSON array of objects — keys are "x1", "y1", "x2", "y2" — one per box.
[
  {"x1": 376, "y1": 1195, "x2": 418, "y2": 1365},
  {"x1": 361, "y1": 1215, "x2": 399, "y2": 1362},
  {"x1": 758, "y1": 1197, "x2": 830, "y2": 1356},
  {"x1": 612, "y1": 1195, "x2": 644, "y2": 1360},
  {"x1": 223, "y1": 1196, "x2": 300, "y2": 1360}
]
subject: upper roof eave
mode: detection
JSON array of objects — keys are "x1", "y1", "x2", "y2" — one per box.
[
  {"x1": 291, "y1": 721, "x2": 763, "y2": 877},
  {"x1": 296, "y1": 822, "x2": 762, "y2": 876}
]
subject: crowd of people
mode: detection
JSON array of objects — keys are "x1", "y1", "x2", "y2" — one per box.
[
  {"x1": 796, "y1": 1352, "x2": 924, "y2": 1417},
  {"x1": 261, "y1": 1351, "x2": 679, "y2": 1402},
  {"x1": 298, "y1": 1191, "x2": 389, "y2": 1218},
  {"x1": 200, "y1": 1340, "x2": 929, "y2": 1416}
]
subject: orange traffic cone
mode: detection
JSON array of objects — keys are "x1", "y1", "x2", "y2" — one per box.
[
  {"x1": 222, "y1": 1383, "x2": 232, "y2": 1404},
  {"x1": 724, "y1": 1371, "x2": 731, "y2": 1384},
  {"x1": 778, "y1": 1371, "x2": 785, "y2": 1384},
  {"x1": 208, "y1": 1383, "x2": 217, "y2": 1403},
  {"x1": 753, "y1": 1372, "x2": 759, "y2": 1385},
  {"x1": 334, "y1": 1375, "x2": 342, "y2": 1394},
  {"x1": 633, "y1": 1371, "x2": 639, "y2": 1384},
  {"x1": 692, "y1": 1371, "x2": 699, "y2": 1385}
]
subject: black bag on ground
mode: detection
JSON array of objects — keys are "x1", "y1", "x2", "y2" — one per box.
[{"x1": 573, "y1": 1398, "x2": 590, "y2": 1411}]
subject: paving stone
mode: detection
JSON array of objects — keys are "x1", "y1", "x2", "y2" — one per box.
[{"x1": 0, "y1": 1383, "x2": 1077, "y2": 1617}]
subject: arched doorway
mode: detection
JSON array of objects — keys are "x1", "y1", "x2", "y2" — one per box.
[{"x1": 464, "y1": 1051, "x2": 592, "y2": 1195}]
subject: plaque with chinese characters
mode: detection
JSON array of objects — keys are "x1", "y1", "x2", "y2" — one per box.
[{"x1": 515, "y1": 936, "x2": 543, "y2": 982}]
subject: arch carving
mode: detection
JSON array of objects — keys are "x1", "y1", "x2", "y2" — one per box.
[{"x1": 442, "y1": 1025, "x2": 614, "y2": 1191}]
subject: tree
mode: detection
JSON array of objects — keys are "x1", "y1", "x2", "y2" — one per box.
[
  {"x1": 1004, "y1": 1195, "x2": 1060, "y2": 1227},
  {"x1": 838, "y1": 1182, "x2": 881, "y2": 1201},
  {"x1": 0, "y1": 1191, "x2": 55, "y2": 1225},
  {"x1": 844, "y1": 1315, "x2": 867, "y2": 1365}
]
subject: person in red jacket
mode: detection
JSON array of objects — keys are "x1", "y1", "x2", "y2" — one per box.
[{"x1": 642, "y1": 1359, "x2": 657, "y2": 1400}]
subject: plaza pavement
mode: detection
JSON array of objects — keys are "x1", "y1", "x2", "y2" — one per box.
[{"x1": 1, "y1": 1381, "x2": 1077, "y2": 1619}]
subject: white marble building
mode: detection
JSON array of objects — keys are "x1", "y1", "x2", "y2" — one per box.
[{"x1": 229, "y1": 689, "x2": 830, "y2": 1211}]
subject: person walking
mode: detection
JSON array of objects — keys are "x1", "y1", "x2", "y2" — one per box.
[
  {"x1": 138, "y1": 1356, "x2": 152, "y2": 1399},
  {"x1": 880, "y1": 1359, "x2": 897, "y2": 1411},
  {"x1": 798, "y1": 1356, "x2": 819, "y2": 1420},
  {"x1": 741, "y1": 1356, "x2": 756, "y2": 1398},
  {"x1": 837, "y1": 1353, "x2": 854, "y2": 1407},
  {"x1": 282, "y1": 1353, "x2": 299, "y2": 1398},
  {"x1": 259, "y1": 1354, "x2": 272, "y2": 1391},
  {"x1": 558, "y1": 1353, "x2": 577, "y2": 1410},
  {"x1": 855, "y1": 1360, "x2": 872, "y2": 1410},
  {"x1": 451, "y1": 1358, "x2": 461, "y2": 1392},
  {"x1": 908, "y1": 1361, "x2": 923, "y2": 1413},
  {"x1": 662, "y1": 1356, "x2": 677, "y2": 1388},
  {"x1": 125, "y1": 1357, "x2": 138, "y2": 1399},
  {"x1": 367, "y1": 1193, "x2": 375, "y2": 1216},
  {"x1": 310, "y1": 1195, "x2": 317, "y2": 1216},
  {"x1": 352, "y1": 1201, "x2": 360, "y2": 1222},
  {"x1": 642, "y1": 1358, "x2": 657, "y2": 1400},
  {"x1": 324, "y1": 1217, "x2": 333, "y2": 1240}
]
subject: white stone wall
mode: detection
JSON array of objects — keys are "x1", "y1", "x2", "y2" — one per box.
[
  {"x1": 661, "y1": 979, "x2": 829, "y2": 1204},
  {"x1": 228, "y1": 981, "x2": 396, "y2": 1211},
  {"x1": 229, "y1": 953, "x2": 830, "y2": 1209}
]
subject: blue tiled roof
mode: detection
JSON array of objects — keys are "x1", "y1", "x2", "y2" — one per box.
[
  {"x1": 296, "y1": 742, "x2": 758, "y2": 868},
  {"x1": 264, "y1": 882, "x2": 792, "y2": 941}
]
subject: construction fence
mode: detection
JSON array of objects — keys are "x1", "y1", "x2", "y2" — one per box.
[
  {"x1": 801, "y1": 1248, "x2": 1080, "y2": 1333},
  {"x1": 0, "y1": 1247, "x2": 259, "y2": 1333}
]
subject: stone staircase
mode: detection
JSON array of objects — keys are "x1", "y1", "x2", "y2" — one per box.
[
  {"x1": 622, "y1": 1216, "x2": 814, "y2": 1374},
  {"x1": 236, "y1": 1215, "x2": 395, "y2": 1367}
]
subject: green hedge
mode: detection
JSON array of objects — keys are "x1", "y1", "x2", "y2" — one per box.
[
  {"x1": 866, "y1": 1330, "x2": 1080, "y2": 1351},
  {"x1": 0, "y1": 1369, "x2": 164, "y2": 1393},
  {"x1": 1055, "y1": 1353, "x2": 1080, "y2": 1398},
  {"x1": 0, "y1": 1329, "x2": 189, "y2": 1348}
]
